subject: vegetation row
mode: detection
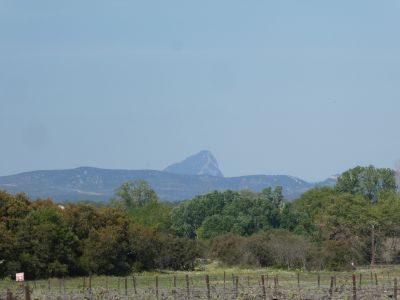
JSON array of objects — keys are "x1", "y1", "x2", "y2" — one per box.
[{"x1": 0, "y1": 165, "x2": 399, "y2": 279}]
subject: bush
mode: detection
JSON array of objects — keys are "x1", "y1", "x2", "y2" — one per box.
[{"x1": 210, "y1": 234, "x2": 257, "y2": 266}]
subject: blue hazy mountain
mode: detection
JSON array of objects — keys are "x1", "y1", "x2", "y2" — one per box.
[
  {"x1": 164, "y1": 150, "x2": 224, "y2": 177},
  {"x1": 0, "y1": 152, "x2": 337, "y2": 202}
]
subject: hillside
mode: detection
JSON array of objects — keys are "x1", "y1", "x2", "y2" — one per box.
[{"x1": 0, "y1": 166, "x2": 330, "y2": 202}]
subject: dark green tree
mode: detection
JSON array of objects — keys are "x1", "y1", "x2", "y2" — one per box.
[{"x1": 16, "y1": 207, "x2": 78, "y2": 278}]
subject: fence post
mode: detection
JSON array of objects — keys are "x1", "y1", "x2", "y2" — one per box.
[
  {"x1": 223, "y1": 271, "x2": 226, "y2": 290},
  {"x1": 370, "y1": 271, "x2": 373, "y2": 285},
  {"x1": 394, "y1": 278, "x2": 398, "y2": 300},
  {"x1": 352, "y1": 274, "x2": 357, "y2": 300},
  {"x1": 359, "y1": 274, "x2": 362, "y2": 290},
  {"x1": 89, "y1": 275, "x2": 92, "y2": 294},
  {"x1": 132, "y1": 275, "x2": 137, "y2": 294},
  {"x1": 155, "y1": 276, "x2": 159, "y2": 300},
  {"x1": 247, "y1": 275, "x2": 250, "y2": 287},
  {"x1": 48, "y1": 279, "x2": 51, "y2": 290},
  {"x1": 24, "y1": 283, "x2": 31, "y2": 300},
  {"x1": 172, "y1": 275, "x2": 177, "y2": 298},
  {"x1": 317, "y1": 273, "x2": 320, "y2": 288},
  {"x1": 6, "y1": 289, "x2": 12, "y2": 300},
  {"x1": 185, "y1": 274, "x2": 190, "y2": 299},
  {"x1": 235, "y1": 276, "x2": 239, "y2": 299},
  {"x1": 329, "y1": 276, "x2": 334, "y2": 300},
  {"x1": 261, "y1": 275, "x2": 266, "y2": 300},
  {"x1": 205, "y1": 274, "x2": 211, "y2": 300},
  {"x1": 297, "y1": 273, "x2": 300, "y2": 289},
  {"x1": 124, "y1": 277, "x2": 128, "y2": 296},
  {"x1": 375, "y1": 273, "x2": 378, "y2": 286}
]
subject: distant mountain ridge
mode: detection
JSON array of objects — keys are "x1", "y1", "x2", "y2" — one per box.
[
  {"x1": 0, "y1": 151, "x2": 337, "y2": 202},
  {"x1": 164, "y1": 150, "x2": 224, "y2": 177}
]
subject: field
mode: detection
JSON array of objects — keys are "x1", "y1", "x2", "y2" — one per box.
[{"x1": 1, "y1": 266, "x2": 400, "y2": 299}]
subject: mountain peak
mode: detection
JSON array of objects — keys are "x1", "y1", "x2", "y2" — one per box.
[{"x1": 164, "y1": 150, "x2": 224, "y2": 177}]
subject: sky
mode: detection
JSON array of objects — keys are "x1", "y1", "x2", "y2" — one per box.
[{"x1": 1, "y1": 1, "x2": 400, "y2": 182}]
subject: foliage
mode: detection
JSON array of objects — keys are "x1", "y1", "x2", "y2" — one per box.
[
  {"x1": 171, "y1": 189, "x2": 281, "y2": 239},
  {"x1": 335, "y1": 165, "x2": 396, "y2": 203},
  {"x1": 1, "y1": 165, "x2": 400, "y2": 278},
  {"x1": 127, "y1": 201, "x2": 172, "y2": 232},
  {"x1": 112, "y1": 180, "x2": 158, "y2": 210}
]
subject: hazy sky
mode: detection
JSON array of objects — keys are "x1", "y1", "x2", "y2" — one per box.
[{"x1": 1, "y1": 1, "x2": 400, "y2": 181}]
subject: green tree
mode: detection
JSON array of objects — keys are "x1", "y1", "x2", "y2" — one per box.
[
  {"x1": 0, "y1": 191, "x2": 31, "y2": 230},
  {"x1": 113, "y1": 180, "x2": 158, "y2": 210},
  {"x1": 127, "y1": 201, "x2": 172, "y2": 232},
  {"x1": 81, "y1": 223, "x2": 131, "y2": 276},
  {"x1": 0, "y1": 223, "x2": 18, "y2": 278},
  {"x1": 16, "y1": 206, "x2": 77, "y2": 279},
  {"x1": 335, "y1": 165, "x2": 397, "y2": 203}
]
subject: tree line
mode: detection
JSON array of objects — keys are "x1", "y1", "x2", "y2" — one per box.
[{"x1": 0, "y1": 165, "x2": 399, "y2": 279}]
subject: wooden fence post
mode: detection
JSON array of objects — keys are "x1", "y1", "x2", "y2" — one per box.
[
  {"x1": 89, "y1": 275, "x2": 92, "y2": 294},
  {"x1": 124, "y1": 277, "x2": 128, "y2": 296},
  {"x1": 370, "y1": 271, "x2": 373, "y2": 285},
  {"x1": 235, "y1": 276, "x2": 239, "y2": 299},
  {"x1": 317, "y1": 273, "x2": 320, "y2": 288},
  {"x1": 359, "y1": 274, "x2": 362, "y2": 290},
  {"x1": 329, "y1": 276, "x2": 334, "y2": 300},
  {"x1": 352, "y1": 274, "x2": 357, "y2": 300},
  {"x1": 205, "y1": 275, "x2": 211, "y2": 300},
  {"x1": 133, "y1": 275, "x2": 137, "y2": 294},
  {"x1": 375, "y1": 273, "x2": 378, "y2": 286},
  {"x1": 24, "y1": 283, "x2": 31, "y2": 300},
  {"x1": 261, "y1": 275, "x2": 266, "y2": 300},
  {"x1": 394, "y1": 278, "x2": 398, "y2": 300},
  {"x1": 185, "y1": 274, "x2": 190, "y2": 299},
  {"x1": 297, "y1": 273, "x2": 300, "y2": 289},
  {"x1": 173, "y1": 275, "x2": 177, "y2": 298},
  {"x1": 6, "y1": 289, "x2": 12, "y2": 300},
  {"x1": 155, "y1": 276, "x2": 159, "y2": 300},
  {"x1": 48, "y1": 279, "x2": 51, "y2": 290},
  {"x1": 223, "y1": 271, "x2": 226, "y2": 290}
]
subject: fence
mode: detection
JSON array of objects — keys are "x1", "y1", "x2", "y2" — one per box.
[{"x1": 1, "y1": 270, "x2": 399, "y2": 299}]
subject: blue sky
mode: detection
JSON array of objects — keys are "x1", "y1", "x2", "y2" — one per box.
[{"x1": 1, "y1": 1, "x2": 400, "y2": 181}]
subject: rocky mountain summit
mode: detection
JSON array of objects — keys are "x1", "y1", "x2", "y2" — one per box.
[{"x1": 164, "y1": 150, "x2": 223, "y2": 177}]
